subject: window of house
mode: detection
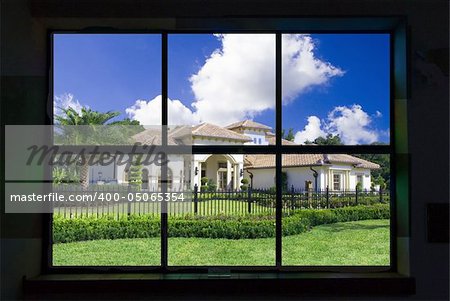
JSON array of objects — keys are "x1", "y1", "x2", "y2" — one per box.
[
  {"x1": 218, "y1": 162, "x2": 227, "y2": 169},
  {"x1": 333, "y1": 173, "x2": 341, "y2": 191},
  {"x1": 50, "y1": 22, "x2": 402, "y2": 273},
  {"x1": 357, "y1": 174, "x2": 363, "y2": 186}
]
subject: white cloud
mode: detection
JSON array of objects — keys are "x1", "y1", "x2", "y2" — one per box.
[
  {"x1": 282, "y1": 35, "x2": 344, "y2": 103},
  {"x1": 125, "y1": 95, "x2": 199, "y2": 125},
  {"x1": 188, "y1": 34, "x2": 343, "y2": 126},
  {"x1": 294, "y1": 105, "x2": 384, "y2": 145},
  {"x1": 126, "y1": 34, "x2": 343, "y2": 127},
  {"x1": 326, "y1": 104, "x2": 379, "y2": 144},
  {"x1": 54, "y1": 93, "x2": 84, "y2": 116},
  {"x1": 294, "y1": 116, "x2": 326, "y2": 144},
  {"x1": 374, "y1": 110, "x2": 383, "y2": 118}
]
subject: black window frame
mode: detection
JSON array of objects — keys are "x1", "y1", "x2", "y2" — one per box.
[{"x1": 45, "y1": 17, "x2": 409, "y2": 275}]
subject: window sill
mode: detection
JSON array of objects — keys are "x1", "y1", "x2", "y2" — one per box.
[{"x1": 24, "y1": 272, "x2": 415, "y2": 298}]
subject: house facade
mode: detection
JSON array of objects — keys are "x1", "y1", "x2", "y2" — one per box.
[{"x1": 87, "y1": 120, "x2": 380, "y2": 191}]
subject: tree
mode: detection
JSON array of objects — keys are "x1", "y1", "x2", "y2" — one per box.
[
  {"x1": 55, "y1": 107, "x2": 121, "y2": 189},
  {"x1": 207, "y1": 179, "x2": 217, "y2": 192},
  {"x1": 309, "y1": 134, "x2": 342, "y2": 145},
  {"x1": 282, "y1": 128, "x2": 295, "y2": 141},
  {"x1": 353, "y1": 143, "x2": 390, "y2": 189},
  {"x1": 240, "y1": 178, "x2": 249, "y2": 190},
  {"x1": 109, "y1": 118, "x2": 145, "y2": 138},
  {"x1": 200, "y1": 177, "x2": 209, "y2": 192},
  {"x1": 128, "y1": 155, "x2": 143, "y2": 189}
]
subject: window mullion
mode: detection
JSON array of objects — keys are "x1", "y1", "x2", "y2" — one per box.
[
  {"x1": 275, "y1": 32, "x2": 282, "y2": 268},
  {"x1": 161, "y1": 32, "x2": 168, "y2": 269}
]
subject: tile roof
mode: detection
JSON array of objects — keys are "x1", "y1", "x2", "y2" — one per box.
[
  {"x1": 266, "y1": 136, "x2": 298, "y2": 145},
  {"x1": 244, "y1": 154, "x2": 380, "y2": 169},
  {"x1": 225, "y1": 120, "x2": 272, "y2": 131},
  {"x1": 192, "y1": 123, "x2": 252, "y2": 142},
  {"x1": 132, "y1": 126, "x2": 192, "y2": 145},
  {"x1": 132, "y1": 128, "x2": 166, "y2": 145}
]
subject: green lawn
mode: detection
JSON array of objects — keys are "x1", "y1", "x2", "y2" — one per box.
[{"x1": 53, "y1": 219, "x2": 389, "y2": 266}]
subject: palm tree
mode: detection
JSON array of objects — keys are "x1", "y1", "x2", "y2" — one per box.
[{"x1": 55, "y1": 107, "x2": 120, "y2": 189}]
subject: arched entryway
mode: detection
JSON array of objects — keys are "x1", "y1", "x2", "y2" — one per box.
[{"x1": 200, "y1": 154, "x2": 241, "y2": 191}]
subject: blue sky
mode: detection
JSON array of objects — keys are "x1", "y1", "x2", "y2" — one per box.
[
  {"x1": 54, "y1": 33, "x2": 390, "y2": 144},
  {"x1": 54, "y1": 34, "x2": 161, "y2": 116}
]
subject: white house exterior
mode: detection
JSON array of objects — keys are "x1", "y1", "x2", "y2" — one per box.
[
  {"x1": 244, "y1": 154, "x2": 378, "y2": 191},
  {"x1": 87, "y1": 120, "x2": 380, "y2": 191}
]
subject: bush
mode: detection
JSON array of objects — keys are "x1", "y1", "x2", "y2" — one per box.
[
  {"x1": 201, "y1": 177, "x2": 209, "y2": 186},
  {"x1": 53, "y1": 204, "x2": 389, "y2": 243},
  {"x1": 207, "y1": 179, "x2": 217, "y2": 192},
  {"x1": 52, "y1": 215, "x2": 161, "y2": 243}
]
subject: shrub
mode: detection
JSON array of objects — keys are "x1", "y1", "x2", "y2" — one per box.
[
  {"x1": 201, "y1": 177, "x2": 209, "y2": 186},
  {"x1": 207, "y1": 179, "x2": 217, "y2": 192},
  {"x1": 356, "y1": 182, "x2": 363, "y2": 191},
  {"x1": 128, "y1": 155, "x2": 143, "y2": 188},
  {"x1": 53, "y1": 204, "x2": 389, "y2": 243}
]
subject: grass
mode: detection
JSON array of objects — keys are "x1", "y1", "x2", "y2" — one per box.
[{"x1": 53, "y1": 219, "x2": 389, "y2": 266}]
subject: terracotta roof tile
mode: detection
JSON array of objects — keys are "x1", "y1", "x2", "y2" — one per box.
[
  {"x1": 245, "y1": 154, "x2": 380, "y2": 169},
  {"x1": 266, "y1": 136, "x2": 298, "y2": 145},
  {"x1": 192, "y1": 123, "x2": 252, "y2": 142},
  {"x1": 226, "y1": 120, "x2": 272, "y2": 131}
]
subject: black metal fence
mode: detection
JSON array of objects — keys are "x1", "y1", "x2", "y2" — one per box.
[{"x1": 52, "y1": 184, "x2": 390, "y2": 219}]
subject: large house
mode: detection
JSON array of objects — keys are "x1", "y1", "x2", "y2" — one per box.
[{"x1": 88, "y1": 120, "x2": 380, "y2": 191}]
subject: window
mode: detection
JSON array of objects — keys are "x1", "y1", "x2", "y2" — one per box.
[
  {"x1": 333, "y1": 173, "x2": 341, "y2": 191},
  {"x1": 50, "y1": 25, "x2": 399, "y2": 273},
  {"x1": 218, "y1": 162, "x2": 227, "y2": 169},
  {"x1": 168, "y1": 34, "x2": 275, "y2": 146},
  {"x1": 357, "y1": 174, "x2": 363, "y2": 186}
]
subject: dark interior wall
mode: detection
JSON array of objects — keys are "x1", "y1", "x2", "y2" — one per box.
[{"x1": 1, "y1": 0, "x2": 448, "y2": 300}]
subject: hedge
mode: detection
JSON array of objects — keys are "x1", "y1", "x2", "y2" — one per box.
[{"x1": 53, "y1": 204, "x2": 389, "y2": 243}]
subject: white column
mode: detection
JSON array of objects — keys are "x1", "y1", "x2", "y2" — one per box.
[
  {"x1": 226, "y1": 160, "x2": 232, "y2": 189},
  {"x1": 345, "y1": 170, "x2": 350, "y2": 190},
  {"x1": 234, "y1": 164, "x2": 239, "y2": 190},
  {"x1": 196, "y1": 161, "x2": 202, "y2": 187},
  {"x1": 238, "y1": 163, "x2": 243, "y2": 187},
  {"x1": 328, "y1": 169, "x2": 332, "y2": 190}
]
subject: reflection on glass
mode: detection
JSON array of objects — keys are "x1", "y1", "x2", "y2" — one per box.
[
  {"x1": 280, "y1": 153, "x2": 390, "y2": 266},
  {"x1": 168, "y1": 154, "x2": 276, "y2": 266},
  {"x1": 52, "y1": 34, "x2": 162, "y2": 266},
  {"x1": 282, "y1": 34, "x2": 390, "y2": 145},
  {"x1": 168, "y1": 34, "x2": 276, "y2": 145}
]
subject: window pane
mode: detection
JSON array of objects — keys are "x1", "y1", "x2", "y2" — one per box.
[
  {"x1": 282, "y1": 34, "x2": 390, "y2": 145},
  {"x1": 52, "y1": 34, "x2": 162, "y2": 266},
  {"x1": 168, "y1": 154, "x2": 276, "y2": 266},
  {"x1": 168, "y1": 34, "x2": 276, "y2": 145},
  {"x1": 278, "y1": 153, "x2": 391, "y2": 266}
]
